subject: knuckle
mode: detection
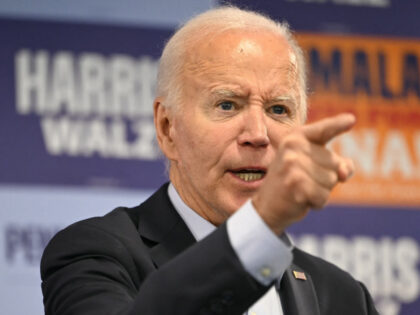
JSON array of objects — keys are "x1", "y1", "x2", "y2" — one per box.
[
  {"x1": 283, "y1": 171, "x2": 309, "y2": 204},
  {"x1": 310, "y1": 188, "x2": 329, "y2": 209},
  {"x1": 282, "y1": 151, "x2": 300, "y2": 169},
  {"x1": 293, "y1": 190, "x2": 307, "y2": 205},
  {"x1": 286, "y1": 169, "x2": 306, "y2": 189},
  {"x1": 327, "y1": 170, "x2": 338, "y2": 187}
]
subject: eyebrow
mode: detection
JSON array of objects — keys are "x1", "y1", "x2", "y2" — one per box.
[
  {"x1": 271, "y1": 96, "x2": 298, "y2": 110},
  {"x1": 271, "y1": 96, "x2": 294, "y2": 103},
  {"x1": 210, "y1": 88, "x2": 297, "y2": 106},
  {"x1": 210, "y1": 89, "x2": 242, "y2": 98}
]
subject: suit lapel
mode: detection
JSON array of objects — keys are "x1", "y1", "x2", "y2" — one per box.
[
  {"x1": 278, "y1": 260, "x2": 320, "y2": 315},
  {"x1": 148, "y1": 220, "x2": 196, "y2": 267},
  {"x1": 136, "y1": 183, "x2": 196, "y2": 268},
  {"x1": 137, "y1": 184, "x2": 321, "y2": 314}
]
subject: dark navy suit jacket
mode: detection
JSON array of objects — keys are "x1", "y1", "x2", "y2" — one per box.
[{"x1": 41, "y1": 183, "x2": 379, "y2": 314}]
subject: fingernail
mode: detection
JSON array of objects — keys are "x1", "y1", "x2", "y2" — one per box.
[{"x1": 338, "y1": 162, "x2": 346, "y2": 181}]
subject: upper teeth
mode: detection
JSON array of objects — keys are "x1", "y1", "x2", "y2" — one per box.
[{"x1": 235, "y1": 172, "x2": 264, "y2": 182}]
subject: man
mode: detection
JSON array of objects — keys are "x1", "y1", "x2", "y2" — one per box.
[{"x1": 41, "y1": 6, "x2": 379, "y2": 315}]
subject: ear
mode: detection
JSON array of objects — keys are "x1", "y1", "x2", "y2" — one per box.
[{"x1": 154, "y1": 98, "x2": 178, "y2": 161}]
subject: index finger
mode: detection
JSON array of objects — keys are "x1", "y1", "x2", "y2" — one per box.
[{"x1": 302, "y1": 113, "x2": 356, "y2": 145}]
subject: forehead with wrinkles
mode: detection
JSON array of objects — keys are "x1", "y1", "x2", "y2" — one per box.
[
  {"x1": 181, "y1": 29, "x2": 300, "y2": 101},
  {"x1": 186, "y1": 30, "x2": 292, "y2": 68}
]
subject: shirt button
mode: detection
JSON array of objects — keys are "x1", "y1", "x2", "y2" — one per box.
[{"x1": 260, "y1": 266, "x2": 272, "y2": 278}]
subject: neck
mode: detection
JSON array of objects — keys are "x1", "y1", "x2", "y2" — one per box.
[{"x1": 169, "y1": 165, "x2": 227, "y2": 226}]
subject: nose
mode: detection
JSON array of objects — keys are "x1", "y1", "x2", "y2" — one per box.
[{"x1": 237, "y1": 106, "x2": 269, "y2": 147}]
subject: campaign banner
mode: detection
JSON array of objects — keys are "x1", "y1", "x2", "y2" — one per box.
[
  {"x1": 0, "y1": 18, "x2": 171, "y2": 189},
  {"x1": 293, "y1": 32, "x2": 420, "y2": 314},
  {"x1": 297, "y1": 33, "x2": 420, "y2": 206},
  {"x1": 289, "y1": 205, "x2": 420, "y2": 315},
  {"x1": 0, "y1": 185, "x2": 151, "y2": 314}
]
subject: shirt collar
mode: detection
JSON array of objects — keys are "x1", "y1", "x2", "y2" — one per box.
[
  {"x1": 168, "y1": 182, "x2": 294, "y2": 248},
  {"x1": 167, "y1": 183, "x2": 215, "y2": 241}
]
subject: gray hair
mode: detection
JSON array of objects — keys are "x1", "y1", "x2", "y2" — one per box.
[{"x1": 156, "y1": 5, "x2": 307, "y2": 121}]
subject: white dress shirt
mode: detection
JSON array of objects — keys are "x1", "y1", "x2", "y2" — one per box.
[{"x1": 167, "y1": 183, "x2": 293, "y2": 315}]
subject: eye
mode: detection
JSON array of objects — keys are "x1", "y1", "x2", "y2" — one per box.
[
  {"x1": 217, "y1": 101, "x2": 235, "y2": 111},
  {"x1": 269, "y1": 105, "x2": 288, "y2": 115}
]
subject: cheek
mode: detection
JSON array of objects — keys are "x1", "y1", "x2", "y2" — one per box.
[
  {"x1": 268, "y1": 124, "x2": 293, "y2": 146},
  {"x1": 173, "y1": 123, "x2": 212, "y2": 166},
  {"x1": 177, "y1": 127, "x2": 233, "y2": 175}
]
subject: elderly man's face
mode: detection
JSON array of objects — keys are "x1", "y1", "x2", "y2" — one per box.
[{"x1": 161, "y1": 30, "x2": 302, "y2": 225}]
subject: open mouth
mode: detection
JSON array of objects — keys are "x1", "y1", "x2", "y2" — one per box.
[{"x1": 231, "y1": 169, "x2": 266, "y2": 182}]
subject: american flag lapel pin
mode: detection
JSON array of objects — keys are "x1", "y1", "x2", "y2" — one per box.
[{"x1": 293, "y1": 270, "x2": 307, "y2": 281}]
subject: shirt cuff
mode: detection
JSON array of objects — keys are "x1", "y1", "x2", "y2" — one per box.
[{"x1": 226, "y1": 200, "x2": 293, "y2": 286}]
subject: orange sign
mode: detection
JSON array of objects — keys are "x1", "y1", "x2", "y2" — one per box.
[{"x1": 297, "y1": 33, "x2": 420, "y2": 207}]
